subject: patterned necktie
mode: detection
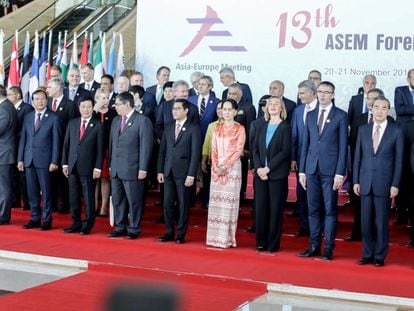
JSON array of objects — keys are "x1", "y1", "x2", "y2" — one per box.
[
  {"x1": 373, "y1": 124, "x2": 381, "y2": 153},
  {"x1": 175, "y1": 123, "x2": 181, "y2": 140},
  {"x1": 200, "y1": 97, "x2": 206, "y2": 117},
  {"x1": 52, "y1": 99, "x2": 58, "y2": 112},
  {"x1": 317, "y1": 109, "x2": 326, "y2": 135},
  {"x1": 79, "y1": 119, "x2": 87, "y2": 140},
  {"x1": 120, "y1": 116, "x2": 127, "y2": 132},
  {"x1": 369, "y1": 113, "x2": 373, "y2": 124},
  {"x1": 34, "y1": 113, "x2": 41, "y2": 131}
]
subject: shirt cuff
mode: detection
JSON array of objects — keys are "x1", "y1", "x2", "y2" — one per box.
[
  {"x1": 62, "y1": 165, "x2": 68, "y2": 169},
  {"x1": 94, "y1": 168, "x2": 102, "y2": 172}
]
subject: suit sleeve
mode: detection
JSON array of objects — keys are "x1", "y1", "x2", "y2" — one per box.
[
  {"x1": 335, "y1": 113, "x2": 349, "y2": 176},
  {"x1": 0, "y1": 105, "x2": 10, "y2": 136},
  {"x1": 52, "y1": 117, "x2": 62, "y2": 165},
  {"x1": 392, "y1": 128, "x2": 404, "y2": 188},
  {"x1": 347, "y1": 97, "x2": 354, "y2": 126},
  {"x1": 291, "y1": 109, "x2": 298, "y2": 162},
  {"x1": 187, "y1": 125, "x2": 202, "y2": 177},
  {"x1": 94, "y1": 123, "x2": 104, "y2": 170},
  {"x1": 61, "y1": 121, "x2": 71, "y2": 166},
  {"x1": 299, "y1": 119, "x2": 310, "y2": 174},
  {"x1": 395, "y1": 87, "x2": 414, "y2": 117},
  {"x1": 244, "y1": 104, "x2": 256, "y2": 150},
  {"x1": 138, "y1": 116, "x2": 153, "y2": 172},
  {"x1": 154, "y1": 104, "x2": 164, "y2": 140},
  {"x1": 249, "y1": 121, "x2": 258, "y2": 167},
  {"x1": 157, "y1": 130, "x2": 167, "y2": 174},
  {"x1": 352, "y1": 129, "x2": 362, "y2": 185},
  {"x1": 18, "y1": 118, "x2": 27, "y2": 163},
  {"x1": 251, "y1": 123, "x2": 262, "y2": 170},
  {"x1": 243, "y1": 84, "x2": 253, "y2": 105},
  {"x1": 267, "y1": 123, "x2": 292, "y2": 172}
]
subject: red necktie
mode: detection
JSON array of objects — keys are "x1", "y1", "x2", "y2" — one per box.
[
  {"x1": 52, "y1": 99, "x2": 58, "y2": 112},
  {"x1": 79, "y1": 119, "x2": 87, "y2": 140}
]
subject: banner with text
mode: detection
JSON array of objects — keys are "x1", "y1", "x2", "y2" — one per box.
[{"x1": 136, "y1": 0, "x2": 412, "y2": 109}]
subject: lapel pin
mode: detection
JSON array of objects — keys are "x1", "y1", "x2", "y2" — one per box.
[
  {"x1": 182, "y1": 127, "x2": 186, "y2": 132},
  {"x1": 45, "y1": 114, "x2": 49, "y2": 117},
  {"x1": 59, "y1": 107, "x2": 63, "y2": 111},
  {"x1": 128, "y1": 123, "x2": 132, "y2": 126},
  {"x1": 90, "y1": 123, "x2": 94, "y2": 127},
  {"x1": 326, "y1": 119, "x2": 331, "y2": 123}
]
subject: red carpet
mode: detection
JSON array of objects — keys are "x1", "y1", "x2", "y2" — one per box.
[{"x1": 1, "y1": 174, "x2": 414, "y2": 310}]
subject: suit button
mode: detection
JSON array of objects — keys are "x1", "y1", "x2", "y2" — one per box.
[{"x1": 173, "y1": 148, "x2": 175, "y2": 150}]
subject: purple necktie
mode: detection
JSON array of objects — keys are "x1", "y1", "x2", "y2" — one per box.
[
  {"x1": 34, "y1": 113, "x2": 41, "y2": 132},
  {"x1": 120, "y1": 116, "x2": 127, "y2": 132}
]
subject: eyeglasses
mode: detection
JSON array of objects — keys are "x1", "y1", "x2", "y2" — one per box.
[
  {"x1": 317, "y1": 90, "x2": 333, "y2": 95},
  {"x1": 172, "y1": 107, "x2": 184, "y2": 111}
]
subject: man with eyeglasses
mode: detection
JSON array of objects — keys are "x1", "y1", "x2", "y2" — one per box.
[{"x1": 298, "y1": 81, "x2": 348, "y2": 261}]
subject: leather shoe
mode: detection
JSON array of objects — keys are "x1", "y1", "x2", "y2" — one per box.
[
  {"x1": 40, "y1": 222, "x2": 52, "y2": 231},
  {"x1": 357, "y1": 258, "x2": 373, "y2": 265},
  {"x1": 375, "y1": 259, "x2": 384, "y2": 267},
  {"x1": 321, "y1": 249, "x2": 333, "y2": 261},
  {"x1": 176, "y1": 237, "x2": 185, "y2": 244},
  {"x1": 158, "y1": 234, "x2": 174, "y2": 242},
  {"x1": 407, "y1": 240, "x2": 414, "y2": 248},
  {"x1": 0, "y1": 220, "x2": 10, "y2": 225},
  {"x1": 63, "y1": 226, "x2": 81, "y2": 233},
  {"x1": 246, "y1": 226, "x2": 256, "y2": 233},
  {"x1": 107, "y1": 230, "x2": 127, "y2": 238},
  {"x1": 295, "y1": 228, "x2": 310, "y2": 237},
  {"x1": 344, "y1": 236, "x2": 361, "y2": 242},
  {"x1": 298, "y1": 246, "x2": 321, "y2": 257},
  {"x1": 127, "y1": 233, "x2": 139, "y2": 240},
  {"x1": 256, "y1": 246, "x2": 267, "y2": 252},
  {"x1": 80, "y1": 229, "x2": 91, "y2": 235},
  {"x1": 23, "y1": 220, "x2": 41, "y2": 229}
]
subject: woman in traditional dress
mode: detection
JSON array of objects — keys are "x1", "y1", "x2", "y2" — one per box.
[
  {"x1": 252, "y1": 96, "x2": 291, "y2": 252},
  {"x1": 206, "y1": 99, "x2": 246, "y2": 248}
]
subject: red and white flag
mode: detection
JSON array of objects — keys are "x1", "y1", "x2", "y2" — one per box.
[{"x1": 7, "y1": 30, "x2": 20, "y2": 87}]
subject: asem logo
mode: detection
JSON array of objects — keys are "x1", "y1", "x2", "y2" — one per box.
[{"x1": 179, "y1": 6, "x2": 247, "y2": 57}]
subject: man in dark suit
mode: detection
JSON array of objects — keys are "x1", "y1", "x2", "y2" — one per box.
[
  {"x1": 188, "y1": 75, "x2": 219, "y2": 139},
  {"x1": 18, "y1": 89, "x2": 62, "y2": 230},
  {"x1": 291, "y1": 80, "x2": 318, "y2": 237},
  {"x1": 227, "y1": 83, "x2": 256, "y2": 202},
  {"x1": 298, "y1": 81, "x2": 348, "y2": 260},
  {"x1": 157, "y1": 99, "x2": 201, "y2": 244},
  {"x1": 394, "y1": 68, "x2": 414, "y2": 228},
  {"x1": 130, "y1": 71, "x2": 144, "y2": 87},
  {"x1": 0, "y1": 85, "x2": 18, "y2": 225},
  {"x1": 188, "y1": 71, "x2": 203, "y2": 97},
  {"x1": 80, "y1": 63, "x2": 101, "y2": 98},
  {"x1": 268, "y1": 80, "x2": 296, "y2": 123},
  {"x1": 62, "y1": 97, "x2": 104, "y2": 235},
  {"x1": 146, "y1": 66, "x2": 170, "y2": 105},
  {"x1": 348, "y1": 74, "x2": 377, "y2": 127},
  {"x1": 130, "y1": 85, "x2": 157, "y2": 123},
  {"x1": 353, "y1": 96, "x2": 403, "y2": 267},
  {"x1": 108, "y1": 92, "x2": 153, "y2": 239},
  {"x1": 220, "y1": 67, "x2": 252, "y2": 105},
  {"x1": 47, "y1": 77, "x2": 78, "y2": 214},
  {"x1": 101, "y1": 74, "x2": 117, "y2": 109},
  {"x1": 64, "y1": 68, "x2": 91, "y2": 107},
  {"x1": 7, "y1": 86, "x2": 33, "y2": 210}
]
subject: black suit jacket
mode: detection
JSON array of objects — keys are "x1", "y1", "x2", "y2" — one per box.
[
  {"x1": 79, "y1": 81, "x2": 100, "y2": 98},
  {"x1": 252, "y1": 120, "x2": 292, "y2": 180},
  {"x1": 137, "y1": 92, "x2": 157, "y2": 123},
  {"x1": 394, "y1": 85, "x2": 414, "y2": 128},
  {"x1": 109, "y1": 92, "x2": 118, "y2": 109},
  {"x1": 348, "y1": 93, "x2": 365, "y2": 127},
  {"x1": 62, "y1": 117, "x2": 104, "y2": 175},
  {"x1": 222, "y1": 82, "x2": 253, "y2": 105},
  {"x1": 63, "y1": 86, "x2": 91, "y2": 107},
  {"x1": 158, "y1": 120, "x2": 201, "y2": 179},
  {"x1": 15, "y1": 101, "x2": 34, "y2": 130},
  {"x1": 235, "y1": 100, "x2": 256, "y2": 150},
  {"x1": 47, "y1": 96, "x2": 79, "y2": 135},
  {"x1": 0, "y1": 99, "x2": 19, "y2": 165}
]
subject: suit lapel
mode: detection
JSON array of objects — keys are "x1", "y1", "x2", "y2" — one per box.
[
  {"x1": 80, "y1": 119, "x2": 95, "y2": 143},
  {"x1": 120, "y1": 111, "x2": 136, "y2": 135},
  {"x1": 259, "y1": 123, "x2": 268, "y2": 162},
  {"x1": 34, "y1": 109, "x2": 51, "y2": 134},
  {"x1": 375, "y1": 123, "x2": 390, "y2": 154},
  {"x1": 320, "y1": 106, "x2": 335, "y2": 137},
  {"x1": 174, "y1": 121, "x2": 187, "y2": 145}
]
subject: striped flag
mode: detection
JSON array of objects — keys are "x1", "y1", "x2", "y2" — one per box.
[
  {"x1": 69, "y1": 32, "x2": 78, "y2": 69},
  {"x1": 29, "y1": 31, "x2": 40, "y2": 101},
  {"x1": 21, "y1": 31, "x2": 31, "y2": 103},
  {"x1": 106, "y1": 33, "x2": 116, "y2": 76},
  {"x1": 39, "y1": 31, "x2": 47, "y2": 86},
  {"x1": 114, "y1": 33, "x2": 125, "y2": 92},
  {"x1": 60, "y1": 31, "x2": 68, "y2": 81},
  {"x1": 46, "y1": 30, "x2": 53, "y2": 82},
  {"x1": 56, "y1": 32, "x2": 62, "y2": 65},
  {"x1": 88, "y1": 32, "x2": 94, "y2": 64},
  {"x1": 0, "y1": 29, "x2": 4, "y2": 85},
  {"x1": 80, "y1": 32, "x2": 88, "y2": 65},
  {"x1": 93, "y1": 35, "x2": 103, "y2": 82},
  {"x1": 7, "y1": 30, "x2": 20, "y2": 87},
  {"x1": 101, "y1": 32, "x2": 107, "y2": 74}
]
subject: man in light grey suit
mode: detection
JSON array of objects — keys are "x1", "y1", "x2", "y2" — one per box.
[
  {"x1": 0, "y1": 85, "x2": 18, "y2": 224},
  {"x1": 108, "y1": 92, "x2": 153, "y2": 239}
]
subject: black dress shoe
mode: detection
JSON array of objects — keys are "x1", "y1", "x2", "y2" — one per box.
[
  {"x1": 80, "y1": 229, "x2": 91, "y2": 235},
  {"x1": 295, "y1": 228, "x2": 310, "y2": 237},
  {"x1": 246, "y1": 226, "x2": 256, "y2": 233},
  {"x1": 344, "y1": 236, "x2": 361, "y2": 242},
  {"x1": 375, "y1": 259, "x2": 384, "y2": 267},
  {"x1": 321, "y1": 249, "x2": 333, "y2": 261},
  {"x1": 107, "y1": 230, "x2": 127, "y2": 238},
  {"x1": 40, "y1": 222, "x2": 52, "y2": 231},
  {"x1": 357, "y1": 258, "x2": 374, "y2": 265},
  {"x1": 158, "y1": 234, "x2": 174, "y2": 242},
  {"x1": 407, "y1": 240, "x2": 414, "y2": 248},
  {"x1": 0, "y1": 220, "x2": 10, "y2": 225},
  {"x1": 176, "y1": 237, "x2": 185, "y2": 244},
  {"x1": 127, "y1": 233, "x2": 139, "y2": 240},
  {"x1": 256, "y1": 246, "x2": 267, "y2": 252},
  {"x1": 298, "y1": 246, "x2": 321, "y2": 257},
  {"x1": 63, "y1": 226, "x2": 81, "y2": 233},
  {"x1": 23, "y1": 220, "x2": 41, "y2": 229}
]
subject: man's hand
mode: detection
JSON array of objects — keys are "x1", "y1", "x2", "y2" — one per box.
[
  {"x1": 157, "y1": 173, "x2": 164, "y2": 183},
  {"x1": 353, "y1": 184, "x2": 360, "y2": 196},
  {"x1": 138, "y1": 171, "x2": 147, "y2": 180},
  {"x1": 93, "y1": 169, "x2": 101, "y2": 179},
  {"x1": 290, "y1": 161, "x2": 298, "y2": 172},
  {"x1": 390, "y1": 186, "x2": 399, "y2": 199},
  {"x1": 184, "y1": 176, "x2": 194, "y2": 187},
  {"x1": 17, "y1": 162, "x2": 24, "y2": 172},
  {"x1": 333, "y1": 175, "x2": 343, "y2": 191},
  {"x1": 49, "y1": 164, "x2": 58, "y2": 172},
  {"x1": 62, "y1": 167, "x2": 69, "y2": 178},
  {"x1": 299, "y1": 174, "x2": 307, "y2": 190}
]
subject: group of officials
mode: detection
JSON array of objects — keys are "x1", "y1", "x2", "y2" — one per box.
[{"x1": 1, "y1": 63, "x2": 414, "y2": 266}]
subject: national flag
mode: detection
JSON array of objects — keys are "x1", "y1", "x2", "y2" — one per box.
[
  {"x1": 29, "y1": 31, "x2": 40, "y2": 101},
  {"x1": 69, "y1": 32, "x2": 78, "y2": 69},
  {"x1": 114, "y1": 33, "x2": 126, "y2": 92},
  {"x1": 0, "y1": 29, "x2": 4, "y2": 85},
  {"x1": 101, "y1": 32, "x2": 107, "y2": 74},
  {"x1": 80, "y1": 32, "x2": 88, "y2": 65},
  {"x1": 93, "y1": 35, "x2": 103, "y2": 82},
  {"x1": 21, "y1": 31, "x2": 31, "y2": 103},
  {"x1": 88, "y1": 32, "x2": 94, "y2": 64},
  {"x1": 39, "y1": 31, "x2": 47, "y2": 86},
  {"x1": 46, "y1": 30, "x2": 53, "y2": 82},
  {"x1": 7, "y1": 30, "x2": 20, "y2": 87},
  {"x1": 106, "y1": 33, "x2": 116, "y2": 76},
  {"x1": 60, "y1": 31, "x2": 68, "y2": 81},
  {"x1": 56, "y1": 32, "x2": 62, "y2": 66}
]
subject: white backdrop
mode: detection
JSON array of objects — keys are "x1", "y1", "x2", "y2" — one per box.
[{"x1": 136, "y1": 0, "x2": 412, "y2": 109}]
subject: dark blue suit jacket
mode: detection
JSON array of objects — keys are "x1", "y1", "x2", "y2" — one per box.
[
  {"x1": 18, "y1": 109, "x2": 62, "y2": 168},
  {"x1": 79, "y1": 81, "x2": 100, "y2": 98},
  {"x1": 394, "y1": 85, "x2": 414, "y2": 128},
  {"x1": 63, "y1": 86, "x2": 91, "y2": 107},
  {"x1": 348, "y1": 93, "x2": 365, "y2": 127},
  {"x1": 291, "y1": 104, "x2": 306, "y2": 163},
  {"x1": 299, "y1": 104, "x2": 348, "y2": 176},
  {"x1": 137, "y1": 92, "x2": 157, "y2": 123},
  {"x1": 0, "y1": 99, "x2": 18, "y2": 165},
  {"x1": 222, "y1": 82, "x2": 253, "y2": 105},
  {"x1": 353, "y1": 122, "x2": 403, "y2": 196},
  {"x1": 188, "y1": 94, "x2": 219, "y2": 139}
]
